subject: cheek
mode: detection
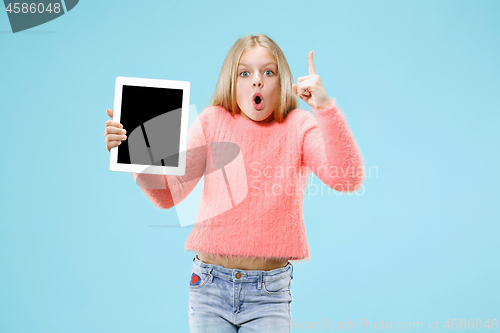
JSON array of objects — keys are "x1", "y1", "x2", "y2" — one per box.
[
  {"x1": 270, "y1": 87, "x2": 280, "y2": 103},
  {"x1": 236, "y1": 80, "x2": 249, "y2": 91},
  {"x1": 236, "y1": 83, "x2": 245, "y2": 101},
  {"x1": 269, "y1": 79, "x2": 279, "y2": 96}
]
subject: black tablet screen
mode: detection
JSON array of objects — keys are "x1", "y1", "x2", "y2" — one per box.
[{"x1": 117, "y1": 85, "x2": 183, "y2": 167}]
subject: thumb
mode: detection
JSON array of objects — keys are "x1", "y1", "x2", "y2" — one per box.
[{"x1": 106, "y1": 108, "x2": 113, "y2": 118}]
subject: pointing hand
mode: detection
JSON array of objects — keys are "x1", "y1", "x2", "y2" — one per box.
[{"x1": 292, "y1": 51, "x2": 331, "y2": 109}]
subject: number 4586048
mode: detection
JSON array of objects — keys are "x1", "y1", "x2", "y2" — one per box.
[
  {"x1": 444, "y1": 319, "x2": 498, "y2": 330},
  {"x1": 5, "y1": 3, "x2": 61, "y2": 14}
]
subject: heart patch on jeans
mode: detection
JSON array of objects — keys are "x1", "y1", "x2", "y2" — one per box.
[{"x1": 190, "y1": 273, "x2": 201, "y2": 286}]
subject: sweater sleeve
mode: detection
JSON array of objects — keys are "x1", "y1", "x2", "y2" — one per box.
[
  {"x1": 300, "y1": 98, "x2": 365, "y2": 192},
  {"x1": 131, "y1": 111, "x2": 209, "y2": 209}
]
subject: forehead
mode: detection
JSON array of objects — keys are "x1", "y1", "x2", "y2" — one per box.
[{"x1": 238, "y1": 46, "x2": 277, "y2": 67}]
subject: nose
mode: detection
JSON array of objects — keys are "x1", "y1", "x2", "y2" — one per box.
[{"x1": 253, "y1": 74, "x2": 263, "y2": 88}]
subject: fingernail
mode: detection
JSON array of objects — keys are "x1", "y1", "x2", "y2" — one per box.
[
  {"x1": 120, "y1": 124, "x2": 123, "y2": 128},
  {"x1": 122, "y1": 135, "x2": 127, "y2": 140},
  {"x1": 118, "y1": 141, "x2": 121, "y2": 145},
  {"x1": 122, "y1": 129, "x2": 126, "y2": 134}
]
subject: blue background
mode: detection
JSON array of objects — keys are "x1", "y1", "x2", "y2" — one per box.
[{"x1": 1, "y1": 0, "x2": 499, "y2": 332}]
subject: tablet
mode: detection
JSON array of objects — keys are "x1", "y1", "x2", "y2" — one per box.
[{"x1": 109, "y1": 76, "x2": 190, "y2": 176}]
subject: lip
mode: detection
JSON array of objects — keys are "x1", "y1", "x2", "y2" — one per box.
[
  {"x1": 252, "y1": 92, "x2": 265, "y2": 110},
  {"x1": 252, "y1": 92, "x2": 264, "y2": 101}
]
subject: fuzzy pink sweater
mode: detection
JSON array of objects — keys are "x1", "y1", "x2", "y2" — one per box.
[{"x1": 133, "y1": 98, "x2": 364, "y2": 263}]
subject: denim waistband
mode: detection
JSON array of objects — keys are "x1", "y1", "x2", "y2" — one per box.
[{"x1": 192, "y1": 255, "x2": 293, "y2": 284}]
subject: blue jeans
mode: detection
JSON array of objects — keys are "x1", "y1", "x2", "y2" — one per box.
[{"x1": 188, "y1": 255, "x2": 294, "y2": 333}]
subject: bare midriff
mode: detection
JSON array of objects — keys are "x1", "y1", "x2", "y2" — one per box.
[{"x1": 197, "y1": 251, "x2": 289, "y2": 271}]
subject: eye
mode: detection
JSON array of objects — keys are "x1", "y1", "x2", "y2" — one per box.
[
  {"x1": 239, "y1": 71, "x2": 250, "y2": 78},
  {"x1": 264, "y1": 70, "x2": 274, "y2": 76}
]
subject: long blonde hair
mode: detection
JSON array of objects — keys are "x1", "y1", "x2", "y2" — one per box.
[{"x1": 209, "y1": 34, "x2": 298, "y2": 123}]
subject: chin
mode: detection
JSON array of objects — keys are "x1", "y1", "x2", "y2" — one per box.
[{"x1": 242, "y1": 108, "x2": 272, "y2": 121}]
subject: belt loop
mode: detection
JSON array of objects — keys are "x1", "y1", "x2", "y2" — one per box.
[
  {"x1": 208, "y1": 267, "x2": 214, "y2": 283},
  {"x1": 258, "y1": 270, "x2": 262, "y2": 290},
  {"x1": 290, "y1": 262, "x2": 293, "y2": 279}
]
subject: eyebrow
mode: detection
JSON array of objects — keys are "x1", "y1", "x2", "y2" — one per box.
[{"x1": 238, "y1": 62, "x2": 277, "y2": 67}]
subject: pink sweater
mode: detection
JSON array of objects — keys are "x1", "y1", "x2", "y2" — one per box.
[{"x1": 133, "y1": 98, "x2": 364, "y2": 263}]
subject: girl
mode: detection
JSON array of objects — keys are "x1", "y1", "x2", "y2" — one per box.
[{"x1": 104, "y1": 34, "x2": 364, "y2": 333}]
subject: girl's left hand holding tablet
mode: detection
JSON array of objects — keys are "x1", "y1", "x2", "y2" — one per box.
[{"x1": 292, "y1": 51, "x2": 332, "y2": 110}]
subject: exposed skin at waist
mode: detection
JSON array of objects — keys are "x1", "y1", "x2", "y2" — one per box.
[{"x1": 197, "y1": 251, "x2": 289, "y2": 271}]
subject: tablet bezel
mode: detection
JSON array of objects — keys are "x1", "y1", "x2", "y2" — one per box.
[{"x1": 109, "y1": 76, "x2": 190, "y2": 176}]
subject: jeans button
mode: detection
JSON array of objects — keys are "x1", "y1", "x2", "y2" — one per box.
[{"x1": 235, "y1": 272, "x2": 241, "y2": 279}]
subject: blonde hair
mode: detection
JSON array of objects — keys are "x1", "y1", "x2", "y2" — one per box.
[{"x1": 209, "y1": 34, "x2": 298, "y2": 123}]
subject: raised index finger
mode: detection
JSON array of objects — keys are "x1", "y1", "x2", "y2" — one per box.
[{"x1": 308, "y1": 51, "x2": 316, "y2": 75}]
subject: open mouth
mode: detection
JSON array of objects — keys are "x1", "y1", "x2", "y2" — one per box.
[{"x1": 252, "y1": 92, "x2": 265, "y2": 110}]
